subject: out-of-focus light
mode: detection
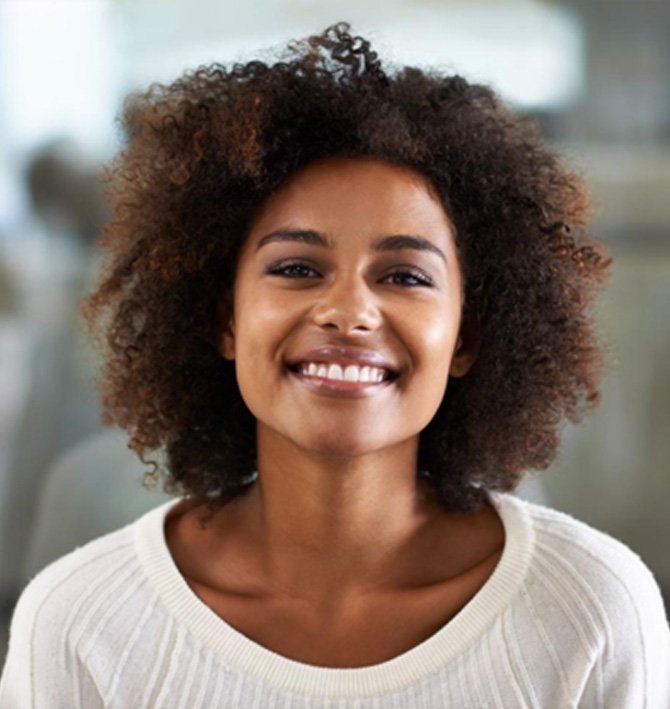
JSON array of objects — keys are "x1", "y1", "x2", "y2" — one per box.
[
  {"x1": 117, "y1": 2, "x2": 583, "y2": 113},
  {"x1": 0, "y1": 0, "x2": 118, "y2": 156},
  {"x1": 377, "y1": 4, "x2": 584, "y2": 110}
]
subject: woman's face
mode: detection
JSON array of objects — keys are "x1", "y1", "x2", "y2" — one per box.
[{"x1": 219, "y1": 157, "x2": 477, "y2": 459}]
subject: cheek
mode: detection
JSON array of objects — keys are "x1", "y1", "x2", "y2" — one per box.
[
  {"x1": 408, "y1": 303, "x2": 460, "y2": 365},
  {"x1": 231, "y1": 311, "x2": 280, "y2": 420},
  {"x1": 398, "y1": 305, "x2": 460, "y2": 409},
  {"x1": 234, "y1": 277, "x2": 274, "y2": 337},
  {"x1": 232, "y1": 286, "x2": 297, "y2": 376}
]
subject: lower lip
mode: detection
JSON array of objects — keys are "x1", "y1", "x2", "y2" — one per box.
[{"x1": 288, "y1": 370, "x2": 394, "y2": 398}]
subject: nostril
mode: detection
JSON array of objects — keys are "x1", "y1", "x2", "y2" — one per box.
[{"x1": 311, "y1": 299, "x2": 381, "y2": 333}]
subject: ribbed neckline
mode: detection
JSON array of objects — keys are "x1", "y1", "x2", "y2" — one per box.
[{"x1": 135, "y1": 492, "x2": 535, "y2": 699}]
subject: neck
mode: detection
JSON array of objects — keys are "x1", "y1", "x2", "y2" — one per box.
[{"x1": 222, "y1": 425, "x2": 443, "y2": 606}]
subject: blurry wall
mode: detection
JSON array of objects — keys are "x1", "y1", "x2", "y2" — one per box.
[
  {"x1": 534, "y1": 0, "x2": 670, "y2": 601},
  {"x1": 0, "y1": 0, "x2": 668, "y2": 633}
]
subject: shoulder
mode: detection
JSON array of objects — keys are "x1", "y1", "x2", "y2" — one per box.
[
  {"x1": 1, "y1": 502, "x2": 179, "y2": 705},
  {"x1": 0, "y1": 522, "x2": 136, "y2": 704},
  {"x1": 10, "y1": 519, "x2": 140, "y2": 645},
  {"x1": 504, "y1": 495, "x2": 670, "y2": 705},
  {"x1": 4, "y1": 501, "x2": 174, "y2": 672},
  {"x1": 521, "y1": 498, "x2": 665, "y2": 608},
  {"x1": 15, "y1": 497, "x2": 180, "y2": 625}
]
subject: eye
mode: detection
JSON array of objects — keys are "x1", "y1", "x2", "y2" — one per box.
[
  {"x1": 382, "y1": 268, "x2": 434, "y2": 287},
  {"x1": 266, "y1": 260, "x2": 320, "y2": 279}
]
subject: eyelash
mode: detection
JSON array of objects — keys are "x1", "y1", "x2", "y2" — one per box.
[
  {"x1": 383, "y1": 270, "x2": 434, "y2": 287},
  {"x1": 266, "y1": 261, "x2": 434, "y2": 287},
  {"x1": 267, "y1": 262, "x2": 318, "y2": 279}
]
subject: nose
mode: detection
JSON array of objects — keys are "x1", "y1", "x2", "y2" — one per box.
[{"x1": 311, "y1": 274, "x2": 382, "y2": 334}]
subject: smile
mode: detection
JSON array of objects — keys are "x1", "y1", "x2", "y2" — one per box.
[
  {"x1": 297, "y1": 362, "x2": 388, "y2": 383},
  {"x1": 285, "y1": 345, "x2": 400, "y2": 397}
]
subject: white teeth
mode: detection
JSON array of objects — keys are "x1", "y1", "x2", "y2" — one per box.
[
  {"x1": 298, "y1": 362, "x2": 389, "y2": 383},
  {"x1": 343, "y1": 365, "x2": 358, "y2": 382},
  {"x1": 327, "y1": 364, "x2": 343, "y2": 380}
]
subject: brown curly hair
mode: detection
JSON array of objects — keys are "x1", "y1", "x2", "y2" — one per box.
[{"x1": 84, "y1": 23, "x2": 612, "y2": 513}]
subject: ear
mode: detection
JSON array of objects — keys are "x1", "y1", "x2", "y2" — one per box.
[
  {"x1": 449, "y1": 311, "x2": 480, "y2": 378},
  {"x1": 216, "y1": 291, "x2": 236, "y2": 361},
  {"x1": 220, "y1": 323, "x2": 236, "y2": 361}
]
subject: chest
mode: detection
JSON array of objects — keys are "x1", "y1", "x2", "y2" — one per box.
[{"x1": 188, "y1": 549, "x2": 501, "y2": 668}]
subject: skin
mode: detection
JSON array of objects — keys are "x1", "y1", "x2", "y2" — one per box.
[{"x1": 166, "y1": 157, "x2": 505, "y2": 666}]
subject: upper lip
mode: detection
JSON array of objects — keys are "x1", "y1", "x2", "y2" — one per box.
[{"x1": 287, "y1": 345, "x2": 399, "y2": 374}]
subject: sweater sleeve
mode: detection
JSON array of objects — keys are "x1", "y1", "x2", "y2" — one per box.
[
  {"x1": 0, "y1": 574, "x2": 104, "y2": 709},
  {"x1": 579, "y1": 549, "x2": 670, "y2": 709},
  {"x1": 0, "y1": 588, "x2": 33, "y2": 708}
]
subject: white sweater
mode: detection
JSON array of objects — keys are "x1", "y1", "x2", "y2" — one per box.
[{"x1": 1, "y1": 494, "x2": 669, "y2": 708}]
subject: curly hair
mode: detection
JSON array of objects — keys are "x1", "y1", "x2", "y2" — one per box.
[{"x1": 84, "y1": 23, "x2": 612, "y2": 513}]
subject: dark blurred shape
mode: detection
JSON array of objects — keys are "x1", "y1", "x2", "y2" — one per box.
[
  {"x1": 0, "y1": 140, "x2": 109, "y2": 608},
  {"x1": 24, "y1": 138, "x2": 108, "y2": 246}
]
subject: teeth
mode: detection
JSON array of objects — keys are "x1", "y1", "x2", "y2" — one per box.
[
  {"x1": 298, "y1": 362, "x2": 389, "y2": 383},
  {"x1": 343, "y1": 365, "x2": 358, "y2": 382},
  {"x1": 327, "y1": 364, "x2": 343, "y2": 380}
]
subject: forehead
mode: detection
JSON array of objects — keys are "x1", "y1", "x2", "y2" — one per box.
[{"x1": 248, "y1": 157, "x2": 453, "y2": 239}]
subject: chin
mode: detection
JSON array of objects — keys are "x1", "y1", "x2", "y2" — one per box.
[
  {"x1": 300, "y1": 439, "x2": 378, "y2": 460},
  {"x1": 293, "y1": 430, "x2": 406, "y2": 461}
]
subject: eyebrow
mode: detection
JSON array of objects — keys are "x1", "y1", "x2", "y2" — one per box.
[
  {"x1": 256, "y1": 229, "x2": 329, "y2": 250},
  {"x1": 255, "y1": 229, "x2": 447, "y2": 263},
  {"x1": 375, "y1": 234, "x2": 446, "y2": 263}
]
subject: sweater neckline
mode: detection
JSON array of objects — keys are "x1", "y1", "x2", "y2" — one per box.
[{"x1": 135, "y1": 492, "x2": 534, "y2": 699}]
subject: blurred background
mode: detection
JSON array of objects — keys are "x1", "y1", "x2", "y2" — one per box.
[{"x1": 0, "y1": 0, "x2": 668, "y2": 661}]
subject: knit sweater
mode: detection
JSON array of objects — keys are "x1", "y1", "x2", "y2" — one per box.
[{"x1": 1, "y1": 494, "x2": 669, "y2": 708}]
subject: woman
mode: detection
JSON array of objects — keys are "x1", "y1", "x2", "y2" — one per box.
[{"x1": 2, "y1": 24, "x2": 668, "y2": 708}]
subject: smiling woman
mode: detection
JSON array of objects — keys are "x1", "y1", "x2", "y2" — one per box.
[
  {"x1": 222, "y1": 157, "x2": 471, "y2": 463},
  {"x1": 1, "y1": 22, "x2": 669, "y2": 709}
]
